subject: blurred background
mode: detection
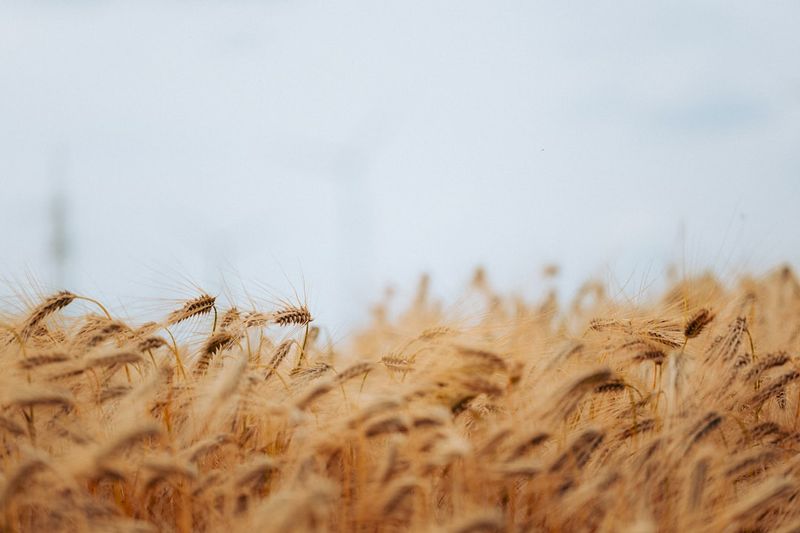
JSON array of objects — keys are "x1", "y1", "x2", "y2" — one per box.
[{"x1": 1, "y1": 1, "x2": 799, "y2": 333}]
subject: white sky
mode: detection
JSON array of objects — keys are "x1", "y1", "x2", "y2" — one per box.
[{"x1": 1, "y1": 1, "x2": 799, "y2": 332}]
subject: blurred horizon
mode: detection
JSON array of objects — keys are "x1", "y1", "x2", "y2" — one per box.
[{"x1": 1, "y1": 0, "x2": 799, "y2": 333}]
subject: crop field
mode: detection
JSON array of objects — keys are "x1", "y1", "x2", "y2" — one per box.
[{"x1": 1, "y1": 266, "x2": 799, "y2": 532}]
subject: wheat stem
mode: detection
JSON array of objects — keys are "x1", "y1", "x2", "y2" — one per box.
[{"x1": 74, "y1": 295, "x2": 112, "y2": 320}]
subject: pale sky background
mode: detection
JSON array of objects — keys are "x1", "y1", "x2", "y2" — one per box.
[{"x1": 1, "y1": 1, "x2": 799, "y2": 333}]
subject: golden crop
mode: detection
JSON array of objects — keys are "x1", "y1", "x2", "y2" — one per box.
[{"x1": 1, "y1": 265, "x2": 799, "y2": 532}]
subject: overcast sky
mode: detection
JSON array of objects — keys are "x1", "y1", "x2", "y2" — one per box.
[{"x1": 1, "y1": 1, "x2": 799, "y2": 332}]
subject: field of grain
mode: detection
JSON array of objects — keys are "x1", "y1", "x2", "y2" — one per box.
[{"x1": 1, "y1": 266, "x2": 800, "y2": 532}]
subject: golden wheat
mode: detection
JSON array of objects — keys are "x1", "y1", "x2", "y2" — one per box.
[{"x1": 0, "y1": 266, "x2": 799, "y2": 531}]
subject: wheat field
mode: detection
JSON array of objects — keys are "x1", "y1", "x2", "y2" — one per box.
[{"x1": 1, "y1": 266, "x2": 799, "y2": 532}]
